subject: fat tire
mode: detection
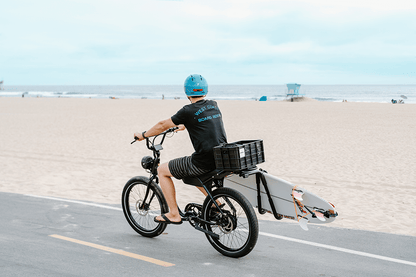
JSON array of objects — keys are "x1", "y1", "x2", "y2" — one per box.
[
  {"x1": 202, "y1": 187, "x2": 259, "y2": 258},
  {"x1": 122, "y1": 176, "x2": 169, "y2": 238}
]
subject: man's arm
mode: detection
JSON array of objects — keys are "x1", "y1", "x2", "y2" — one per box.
[{"x1": 134, "y1": 118, "x2": 182, "y2": 141}]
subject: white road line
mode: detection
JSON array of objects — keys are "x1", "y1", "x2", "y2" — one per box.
[
  {"x1": 26, "y1": 194, "x2": 416, "y2": 267},
  {"x1": 25, "y1": 194, "x2": 122, "y2": 211},
  {"x1": 260, "y1": 232, "x2": 416, "y2": 267}
]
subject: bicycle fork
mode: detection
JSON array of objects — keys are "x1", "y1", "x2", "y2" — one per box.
[{"x1": 139, "y1": 176, "x2": 158, "y2": 210}]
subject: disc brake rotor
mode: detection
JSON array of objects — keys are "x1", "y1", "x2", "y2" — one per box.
[
  {"x1": 135, "y1": 200, "x2": 148, "y2": 216},
  {"x1": 219, "y1": 214, "x2": 237, "y2": 234}
]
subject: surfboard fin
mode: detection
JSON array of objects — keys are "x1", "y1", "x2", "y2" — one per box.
[
  {"x1": 292, "y1": 189, "x2": 304, "y2": 201},
  {"x1": 314, "y1": 210, "x2": 326, "y2": 222},
  {"x1": 298, "y1": 217, "x2": 309, "y2": 231}
]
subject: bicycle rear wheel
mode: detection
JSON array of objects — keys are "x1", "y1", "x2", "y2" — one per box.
[
  {"x1": 202, "y1": 187, "x2": 259, "y2": 258},
  {"x1": 122, "y1": 176, "x2": 169, "y2": 237}
]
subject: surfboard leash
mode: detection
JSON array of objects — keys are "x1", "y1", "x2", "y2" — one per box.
[{"x1": 291, "y1": 186, "x2": 312, "y2": 222}]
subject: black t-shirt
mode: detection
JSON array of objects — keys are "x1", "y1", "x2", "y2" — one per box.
[{"x1": 171, "y1": 99, "x2": 227, "y2": 170}]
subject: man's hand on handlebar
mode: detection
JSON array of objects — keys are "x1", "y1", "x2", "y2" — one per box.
[
  {"x1": 133, "y1": 125, "x2": 184, "y2": 143},
  {"x1": 176, "y1": 124, "x2": 186, "y2": 132},
  {"x1": 133, "y1": 132, "x2": 146, "y2": 142}
]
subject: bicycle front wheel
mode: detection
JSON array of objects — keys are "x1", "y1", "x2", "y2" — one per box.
[
  {"x1": 122, "y1": 176, "x2": 169, "y2": 237},
  {"x1": 202, "y1": 187, "x2": 259, "y2": 258}
]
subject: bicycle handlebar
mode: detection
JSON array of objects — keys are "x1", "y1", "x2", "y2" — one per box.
[{"x1": 131, "y1": 127, "x2": 179, "y2": 148}]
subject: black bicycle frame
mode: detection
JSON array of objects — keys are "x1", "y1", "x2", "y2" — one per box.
[{"x1": 136, "y1": 129, "x2": 172, "y2": 210}]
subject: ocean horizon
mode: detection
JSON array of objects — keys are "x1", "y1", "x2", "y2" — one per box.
[{"x1": 1, "y1": 84, "x2": 415, "y2": 103}]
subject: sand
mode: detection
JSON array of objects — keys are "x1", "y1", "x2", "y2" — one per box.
[{"x1": 1, "y1": 97, "x2": 415, "y2": 236}]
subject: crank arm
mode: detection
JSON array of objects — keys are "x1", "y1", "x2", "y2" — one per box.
[
  {"x1": 194, "y1": 224, "x2": 220, "y2": 239},
  {"x1": 188, "y1": 216, "x2": 220, "y2": 226}
]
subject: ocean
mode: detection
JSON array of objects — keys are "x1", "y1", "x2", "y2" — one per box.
[{"x1": 1, "y1": 85, "x2": 415, "y2": 103}]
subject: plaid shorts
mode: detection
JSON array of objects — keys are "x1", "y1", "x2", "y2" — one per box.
[{"x1": 168, "y1": 156, "x2": 210, "y2": 180}]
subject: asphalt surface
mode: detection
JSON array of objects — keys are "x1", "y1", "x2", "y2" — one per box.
[{"x1": 1, "y1": 191, "x2": 415, "y2": 277}]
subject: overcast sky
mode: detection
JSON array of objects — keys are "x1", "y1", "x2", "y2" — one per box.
[{"x1": 1, "y1": 0, "x2": 415, "y2": 85}]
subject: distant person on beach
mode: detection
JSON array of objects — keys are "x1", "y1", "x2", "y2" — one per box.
[{"x1": 134, "y1": 74, "x2": 227, "y2": 225}]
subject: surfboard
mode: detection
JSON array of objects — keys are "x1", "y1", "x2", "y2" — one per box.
[{"x1": 223, "y1": 171, "x2": 338, "y2": 230}]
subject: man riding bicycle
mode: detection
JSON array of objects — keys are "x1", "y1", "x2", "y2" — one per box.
[{"x1": 134, "y1": 74, "x2": 227, "y2": 225}]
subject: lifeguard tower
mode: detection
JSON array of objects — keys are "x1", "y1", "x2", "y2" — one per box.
[{"x1": 286, "y1": 83, "x2": 302, "y2": 101}]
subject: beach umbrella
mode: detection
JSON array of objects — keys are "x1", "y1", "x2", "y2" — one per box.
[{"x1": 400, "y1": 95, "x2": 407, "y2": 99}]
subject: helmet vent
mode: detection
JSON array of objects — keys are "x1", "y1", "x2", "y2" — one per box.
[{"x1": 184, "y1": 74, "x2": 208, "y2": 96}]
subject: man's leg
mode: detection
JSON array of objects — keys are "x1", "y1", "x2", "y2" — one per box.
[
  {"x1": 155, "y1": 162, "x2": 182, "y2": 223},
  {"x1": 197, "y1": 186, "x2": 222, "y2": 207},
  {"x1": 196, "y1": 186, "x2": 208, "y2": 196}
]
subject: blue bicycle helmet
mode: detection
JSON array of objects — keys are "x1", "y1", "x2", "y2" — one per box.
[{"x1": 184, "y1": 74, "x2": 208, "y2": 96}]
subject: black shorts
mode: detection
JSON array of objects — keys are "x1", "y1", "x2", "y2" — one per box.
[{"x1": 168, "y1": 156, "x2": 210, "y2": 180}]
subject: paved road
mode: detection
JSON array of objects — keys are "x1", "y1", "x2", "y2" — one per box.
[{"x1": 1, "y1": 192, "x2": 415, "y2": 277}]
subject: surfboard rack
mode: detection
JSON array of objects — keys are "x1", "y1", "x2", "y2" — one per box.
[
  {"x1": 237, "y1": 167, "x2": 338, "y2": 224},
  {"x1": 237, "y1": 168, "x2": 283, "y2": 220}
]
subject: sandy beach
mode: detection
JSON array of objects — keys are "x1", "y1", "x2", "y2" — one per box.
[{"x1": 1, "y1": 97, "x2": 415, "y2": 236}]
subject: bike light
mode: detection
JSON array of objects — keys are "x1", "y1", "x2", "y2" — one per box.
[{"x1": 141, "y1": 156, "x2": 154, "y2": 170}]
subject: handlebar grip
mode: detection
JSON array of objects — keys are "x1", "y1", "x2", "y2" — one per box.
[{"x1": 131, "y1": 136, "x2": 139, "y2": 144}]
